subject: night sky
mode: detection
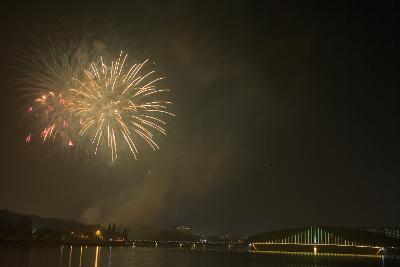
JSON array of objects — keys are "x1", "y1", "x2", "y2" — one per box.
[{"x1": 0, "y1": 1, "x2": 399, "y2": 236}]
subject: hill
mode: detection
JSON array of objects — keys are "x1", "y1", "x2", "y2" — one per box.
[{"x1": 0, "y1": 209, "x2": 98, "y2": 233}]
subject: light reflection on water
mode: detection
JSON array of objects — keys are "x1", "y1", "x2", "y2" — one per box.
[{"x1": 0, "y1": 246, "x2": 398, "y2": 267}]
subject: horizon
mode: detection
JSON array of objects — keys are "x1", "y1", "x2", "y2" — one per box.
[{"x1": 2, "y1": 208, "x2": 399, "y2": 239}]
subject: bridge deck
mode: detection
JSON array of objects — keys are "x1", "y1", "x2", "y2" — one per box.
[{"x1": 251, "y1": 243, "x2": 382, "y2": 256}]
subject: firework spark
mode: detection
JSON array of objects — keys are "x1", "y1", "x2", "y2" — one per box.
[{"x1": 70, "y1": 52, "x2": 174, "y2": 161}]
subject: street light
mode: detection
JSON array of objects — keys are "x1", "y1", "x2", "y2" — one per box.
[{"x1": 95, "y1": 230, "x2": 102, "y2": 237}]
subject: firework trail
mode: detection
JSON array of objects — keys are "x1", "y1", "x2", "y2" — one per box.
[
  {"x1": 20, "y1": 42, "x2": 102, "y2": 92},
  {"x1": 71, "y1": 52, "x2": 174, "y2": 161}
]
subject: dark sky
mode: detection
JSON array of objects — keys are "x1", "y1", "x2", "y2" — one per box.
[{"x1": 0, "y1": 1, "x2": 399, "y2": 236}]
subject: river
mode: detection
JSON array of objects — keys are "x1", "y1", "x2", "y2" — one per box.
[{"x1": 0, "y1": 246, "x2": 399, "y2": 267}]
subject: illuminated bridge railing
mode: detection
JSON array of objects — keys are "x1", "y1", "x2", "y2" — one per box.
[{"x1": 253, "y1": 226, "x2": 373, "y2": 246}]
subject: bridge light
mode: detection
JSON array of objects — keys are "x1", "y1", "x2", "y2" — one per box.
[{"x1": 313, "y1": 246, "x2": 317, "y2": 255}]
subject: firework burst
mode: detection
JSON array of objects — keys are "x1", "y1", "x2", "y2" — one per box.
[
  {"x1": 25, "y1": 90, "x2": 79, "y2": 147},
  {"x1": 21, "y1": 42, "x2": 93, "y2": 149},
  {"x1": 70, "y1": 52, "x2": 174, "y2": 161}
]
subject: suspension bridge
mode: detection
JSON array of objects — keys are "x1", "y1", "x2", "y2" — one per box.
[{"x1": 249, "y1": 226, "x2": 397, "y2": 256}]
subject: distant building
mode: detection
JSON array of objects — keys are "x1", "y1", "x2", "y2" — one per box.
[
  {"x1": 191, "y1": 227, "x2": 226, "y2": 240},
  {"x1": 364, "y1": 227, "x2": 400, "y2": 239},
  {"x1": 175, "y1": 225, "x2": 192, "y2": 235}
]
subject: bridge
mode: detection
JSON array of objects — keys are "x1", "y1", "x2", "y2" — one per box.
[{"x1": 249, "y1": 226, "x2": 399, "y2": 256}]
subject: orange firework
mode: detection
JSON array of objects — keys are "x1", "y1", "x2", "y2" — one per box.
[{"x1": 70, "y1": 52, "x2": 174, "y2": 161}]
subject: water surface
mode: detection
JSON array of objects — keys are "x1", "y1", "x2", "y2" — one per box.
[{"x1": 0, "y1": 246, "x2": 398, "y2": 267}]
